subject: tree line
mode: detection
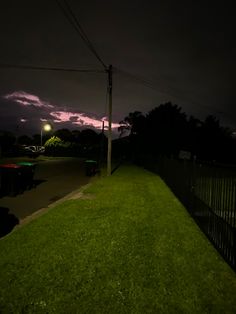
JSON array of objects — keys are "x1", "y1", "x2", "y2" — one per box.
[
  {"x1": 1, "y1": 102, "x2": 235, "y2": 163},
  {"x1": 118, "y1": 102, "x2": 236, "y2": 164},
  {"x1": 0, "y1": 128, "x2": 106, "y2": 158}
]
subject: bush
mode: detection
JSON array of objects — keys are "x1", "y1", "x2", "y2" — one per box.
[{"x1": 44, "y1": 136, "x2": 80, "y2": 156}]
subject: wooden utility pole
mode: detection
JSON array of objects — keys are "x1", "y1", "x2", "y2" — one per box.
[
  {"x1": 99, "y1": 120, "x2": 105, "y2": 165},
  {"x1": 107, "y1": 64, "x2": 112, "y2": 176}
]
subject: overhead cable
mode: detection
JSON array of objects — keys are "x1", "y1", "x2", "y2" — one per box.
[
  {"x1": 114, "y1": 67, "x2": 226, "y2": 116},
  {"x1": 114, "y1": 67, "x2": 162, "y2": 92},
  {"x1": 0, "y1": 63, "x2": 105, "y2": 73},
  {"x1": 56, "y1": 0, "x2": 107, "y2": 70}
]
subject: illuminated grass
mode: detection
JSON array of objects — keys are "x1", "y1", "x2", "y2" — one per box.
[{"x1": 0, "y1": 165, "x2": 236, "y2": 313}]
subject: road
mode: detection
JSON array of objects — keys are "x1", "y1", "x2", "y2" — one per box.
[{"x1": 0, "y1": 157, "x2": 91, "y2": 222}]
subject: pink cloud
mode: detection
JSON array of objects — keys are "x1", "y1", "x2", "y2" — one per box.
[
  {"x1": 2, "y1": 90, "x2": 121, "y2": 132},
  {"x1": 50, "y1": 111, "x2": 120, "y2": 129},
  {"x1": 3, "y1": 91, "x2": 54, "y2": 109},
  {"x1": 16, "y1": 100, "x2": 31, "y2": 106}
]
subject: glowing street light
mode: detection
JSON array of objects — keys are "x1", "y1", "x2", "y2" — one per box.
[{"x1": 40, "y1": 122, "x2": 52, "y2": 146}]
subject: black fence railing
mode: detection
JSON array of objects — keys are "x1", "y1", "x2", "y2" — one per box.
[{"x1": 140, "y1": 156, "x2": 236, "y2": 271}]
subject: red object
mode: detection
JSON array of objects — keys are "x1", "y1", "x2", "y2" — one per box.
[{"x1": 0, "y1": 164, "x2": 21, "y2": 169}]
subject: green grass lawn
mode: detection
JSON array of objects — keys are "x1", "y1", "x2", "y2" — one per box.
[{"x1": 0, "y1": 164, "x2": 236, "y2": 313}]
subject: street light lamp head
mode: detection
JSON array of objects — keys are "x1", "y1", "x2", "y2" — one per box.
[
  {"x1": 41, "y1": 122, "x2": 52, "y2": 147},
  {"x1": 43, "y1": 123, "x2": 52, "y2": 132}
]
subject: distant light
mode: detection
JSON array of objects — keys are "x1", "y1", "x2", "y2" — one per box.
[
  {"x1": 43, "y1": 123, "x2": 52, "y2": 132},
  {"x1": 20, "y1": 118, "x2": 27, "y2": 123}
]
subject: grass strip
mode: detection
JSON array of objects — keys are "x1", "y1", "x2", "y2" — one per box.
[{"x1": 0, "y1": 164, "x2": 236, "y2": 313}]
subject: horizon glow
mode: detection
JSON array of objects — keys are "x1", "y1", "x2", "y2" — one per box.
[
  {"x1": 2, "y1": 91, "x2": 121, "y2": 131},
  {"x1": 50, "y1": 111, "x2": 120, "y2": 130}
]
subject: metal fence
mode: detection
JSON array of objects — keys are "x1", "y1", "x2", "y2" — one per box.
[{"x1": 144, "y1": 157, "x2": 236, "y2": 271}]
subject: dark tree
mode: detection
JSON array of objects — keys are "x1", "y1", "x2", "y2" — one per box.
[
  {"x1": 32, "y1": 134, "x2": 41, "y2": 145},
  {"x1": 17, "y1": 135, "x2": 32, "y2": 145},
  {"x1": 146, "y1": 102, "x2": 187, "y2": 156},
  {"x1": 54, "y1": 129, "x2": 73, "y2": 142},
  {"x1": 119, "y1": 111, "x2": 146, "y2": 137},
  {"x1": 71, "y1": 130, "x2": 81, "y2": 143},
  {"x1": 120, "y1": 102, "x2": 236, "y2": 164},
  {"x1": 77, "y1": 129, "x2": 100, "y2": 159},
  {"x1": 184, "y1": 116, "x2": 203, "y2": 156},
  {"x1": 119, "y1": 111, "x2": 147, "y2": 159},
  {"x1": 0, "y1": 131, "x2": 16, "y2": 156},
  {"x1": 197, "y1": 115, "x2": 235, "y2": 163},
  {"x1": 79, "y1": 129, "x2": 99, "y2": 146}
]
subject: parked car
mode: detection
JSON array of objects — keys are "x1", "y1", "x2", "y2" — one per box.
[{"x1": 24, "y1": 145, "x2": 45, "y2": 158}]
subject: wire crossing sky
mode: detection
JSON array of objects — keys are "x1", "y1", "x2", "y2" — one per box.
[
  {"x1": 0, "y1": 0, "x2": 235, "y2": 135},
  {"x1": 55, "y1": 0, "x2": 107, "y2": 70}
]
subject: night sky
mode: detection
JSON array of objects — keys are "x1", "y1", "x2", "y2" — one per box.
[{"x1": 0, "y1": 0, "x2": 235, "y2": 137}]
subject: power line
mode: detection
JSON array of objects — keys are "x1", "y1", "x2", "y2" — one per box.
[
  {"x1": 0, "y1": 63, "x2": 105, "y2": 73},
  {"x1": 56, "y1": 0, "x2": 107, "y2": 70},
  {"x1": 114, "y1": 67, "x2": 166, "y2": 92},
  {"x1": 114, "y1": 67, "x2": 225, "y2": 116},
  {"x1": 56, "y1": 0, "x2": 113, "y2": 176}
]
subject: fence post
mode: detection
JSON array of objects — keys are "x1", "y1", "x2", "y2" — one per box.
[{"x1": 190, "y1": 157, "x2": 196, "y2": 215}]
